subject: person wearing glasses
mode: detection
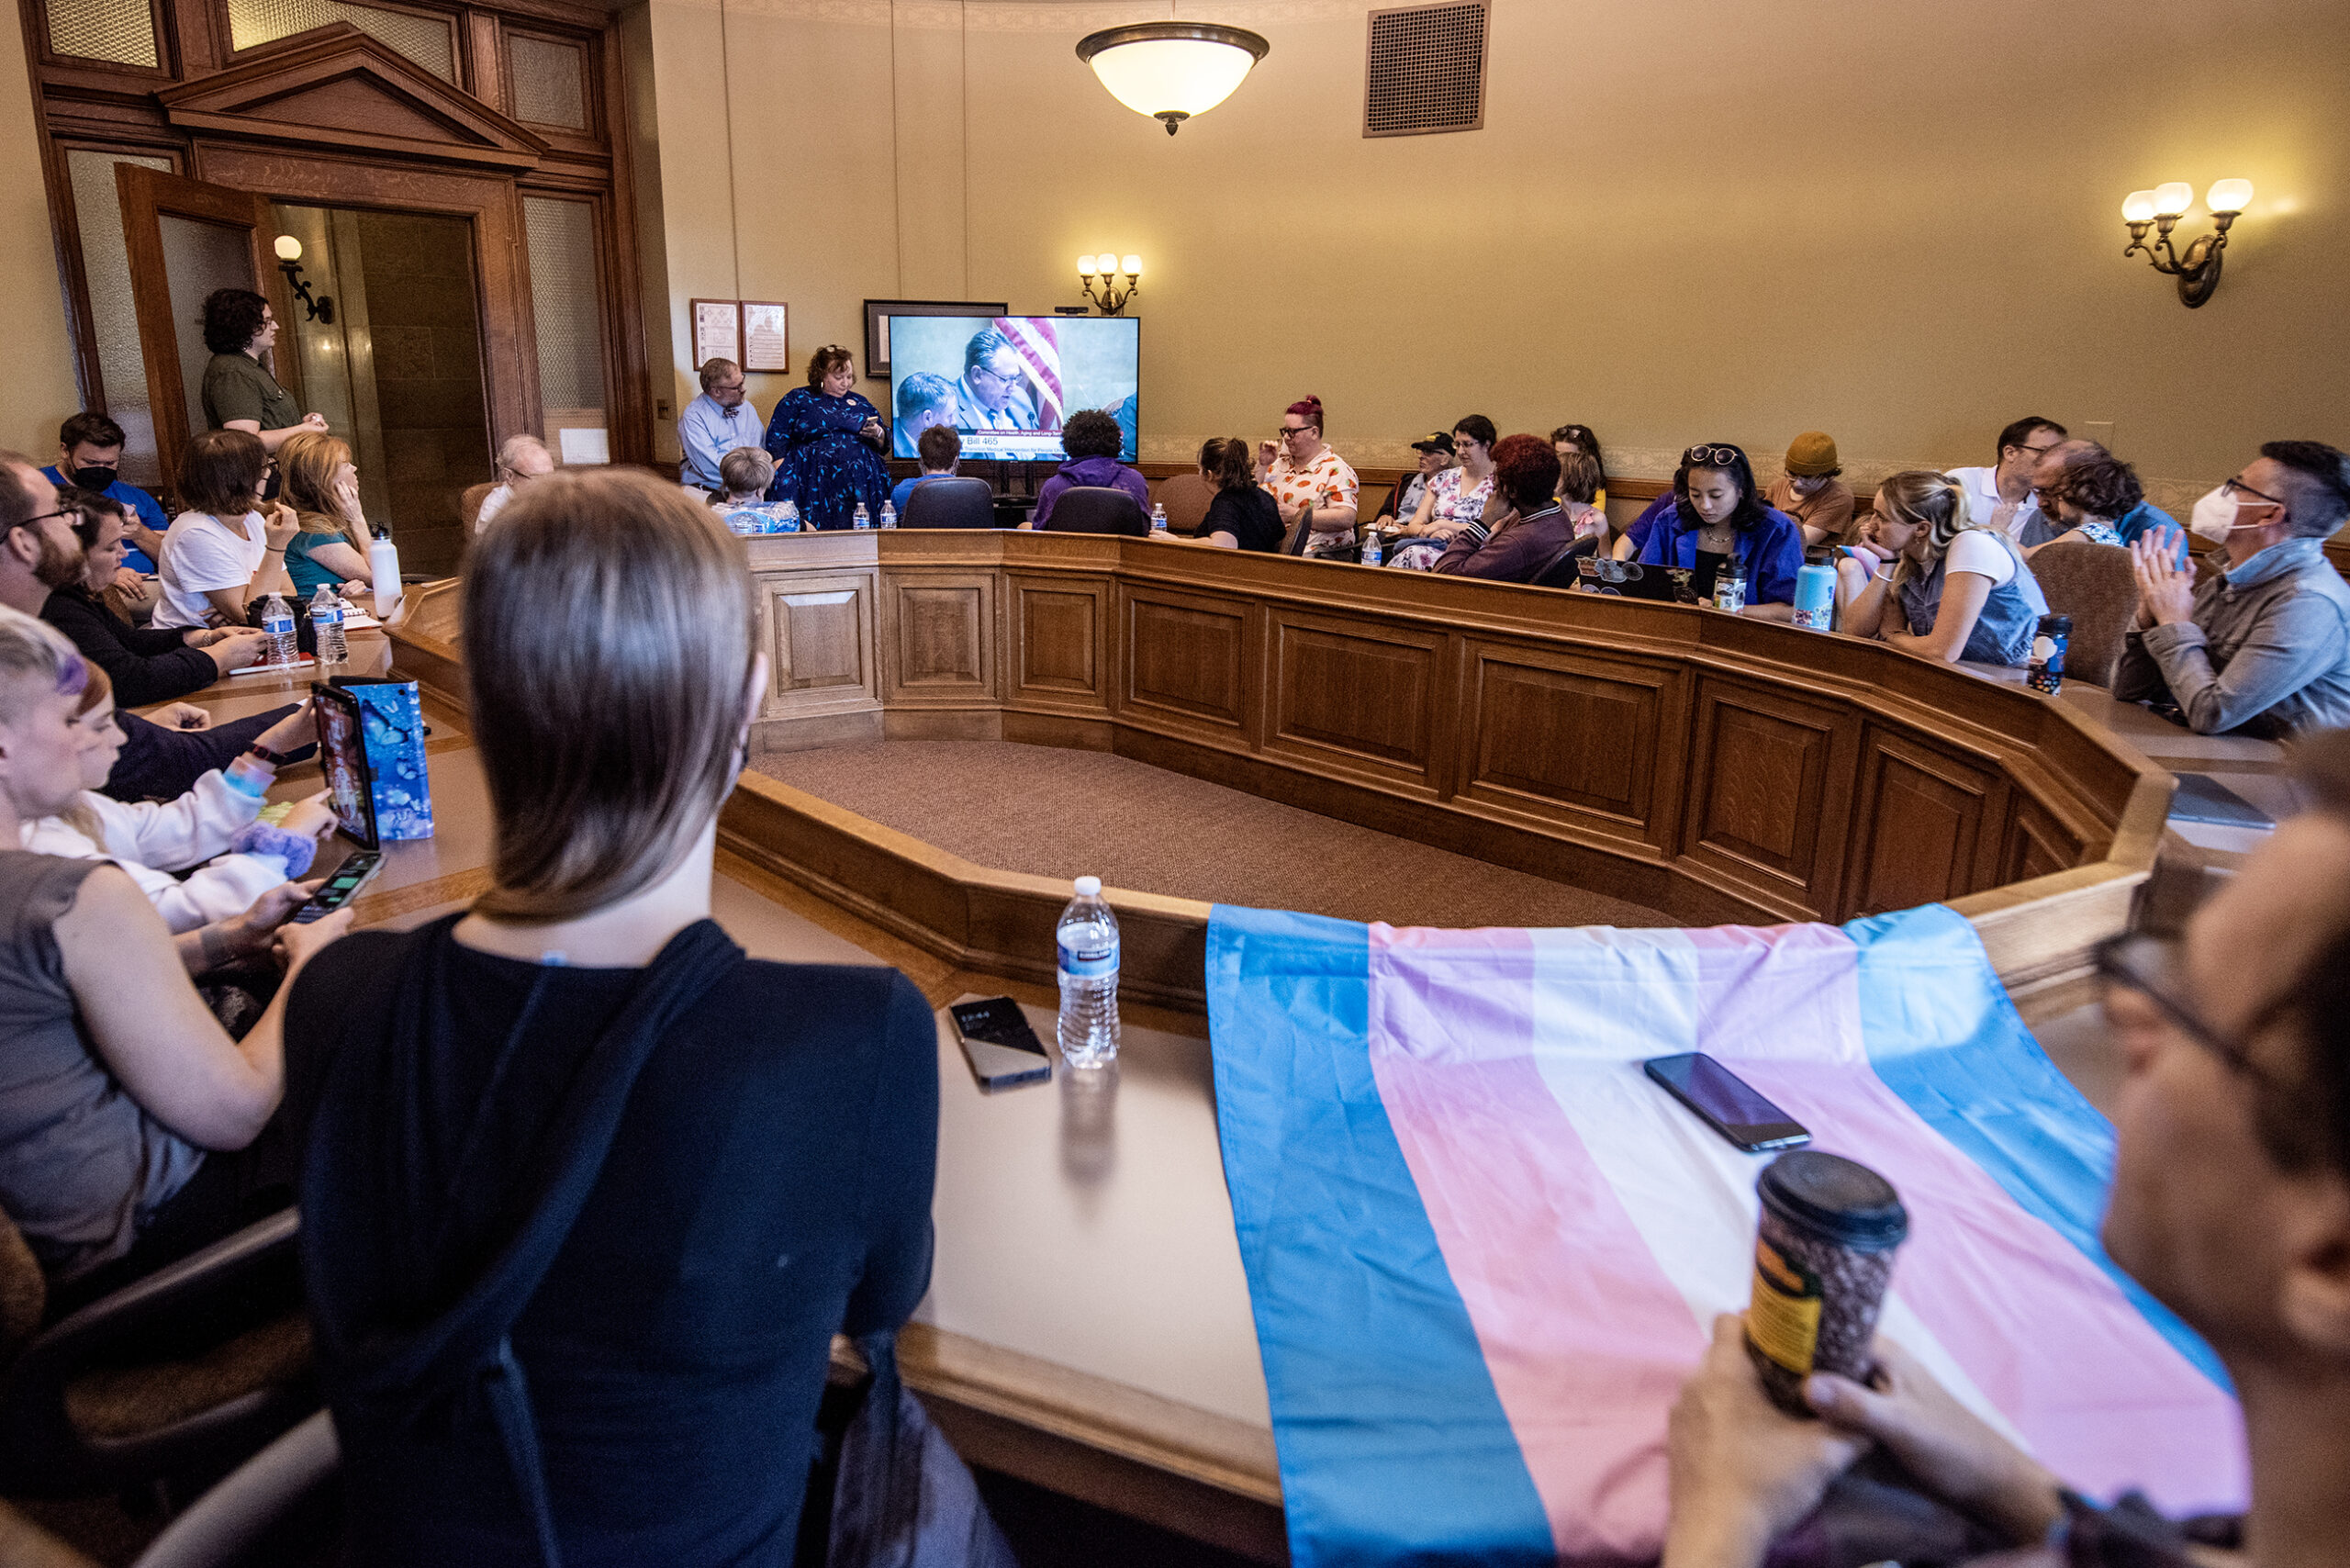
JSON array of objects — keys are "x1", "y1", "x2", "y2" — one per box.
[
  {"x1": 1636, "y1": 443, "x2": 1806, "y2": 619},
  {"x1": 2113, "y1": 442, "x2": 2350, "y2": 738},
  {"x1": 677, "y1": 357, "x2": 765, "y2": 495},
  {"x1": 760, "y1": 345, "x2": 891, "y2": 530},
  {"x1": 956, "y1": 329, "x2": 1045, "y2": 432},
  {"x1": 1662, "y1": 726, "x2": 2350, "y2": 1568},
  {"x1": 1945, "y1": 416, "x2": 2067, "y2": 542},
  {"x1": 1255, "y1": 396, "x2": 1360, "y2": 556},
  {"x1": 1390, "y1": 416, "x2": 1497, "y2": 571}
]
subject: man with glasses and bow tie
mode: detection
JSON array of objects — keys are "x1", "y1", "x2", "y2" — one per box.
[{"x1": 2113, "y1": 441, "x2": 2350, "y2": 738}]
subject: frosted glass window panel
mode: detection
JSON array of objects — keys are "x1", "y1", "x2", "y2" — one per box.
[
  {"x1": 521, "y1": 196, "x2": 605, "y2": 414},
  {"x1": 66, "y1": 150, "x2": 173, "y2": 486},
  {"x1": 225, "y1": 0, "x2": 455, "y2": 80},
  {"x1": 158, "y1": 215, "x2": 259, "y2": 446},
  {"x1": 47, "y1": 0, "x2": 159, "y2": 66},
  {"x1": 509, "y1": 34, "x2": 588, "y2": 130}
]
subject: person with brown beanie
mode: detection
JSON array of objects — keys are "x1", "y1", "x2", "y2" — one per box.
[{"x1": 1764, "y1": 431, "x2": 1857, "y2": 548}]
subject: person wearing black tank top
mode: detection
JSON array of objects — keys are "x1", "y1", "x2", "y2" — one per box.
[{"x1": 290, "y1": 470, "x2": 939, "y2": 1567}]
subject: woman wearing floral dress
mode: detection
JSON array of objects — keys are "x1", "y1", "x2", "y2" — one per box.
[
  {"x1": 1390, "y1": 416, "x2": 1496, "y2": 571},
  {"x1": 762, "y1": 345, "x2": 890, "y2": 530}
]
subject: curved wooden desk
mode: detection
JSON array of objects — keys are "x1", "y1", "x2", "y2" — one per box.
[{"x1": 380, "y1": 536, "x2": 2194, "y2": 1562}]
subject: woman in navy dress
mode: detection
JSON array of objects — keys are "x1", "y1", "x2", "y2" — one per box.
[{"x1": 763, "y1": 344, "x2": 890, "y2": 529}]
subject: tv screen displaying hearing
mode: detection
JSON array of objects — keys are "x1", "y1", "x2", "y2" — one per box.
[{"x1": 887, "y1": 314, "x2": 1140, "y2": 462}]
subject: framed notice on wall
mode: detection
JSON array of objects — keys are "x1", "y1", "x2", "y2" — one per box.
[
  {"x1": 689, "y1": 298, "x2": 741, "y2": 371},
  {"x1": 862, "y1": 298, "x2": 1009, "y2": 379},
  {"x1": 740, "y1": 301, "x2": 790, "y2": 374}
]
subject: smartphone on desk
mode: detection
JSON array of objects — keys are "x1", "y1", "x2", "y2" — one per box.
[
  {"x1": 951, "y1": 997, "x2": 1052, "y2": 1091},
  {"x1": 1643, "y1": 1052, "x2": 1810, "y2": 1153}
]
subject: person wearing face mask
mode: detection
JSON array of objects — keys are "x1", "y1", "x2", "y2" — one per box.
[
  {"x1": 1762, "y1": 431, "x2": 1857, "y2": 548},
  {"x1": 1638, "y1": 443, "x2": 1806, "y2": 620},
  {"x1": 41, "y1": 411, "x2": 170, "y2": 580},
  {"x1": 2113, "y1": 442, "x2": 2350, "y2": 738},
  {"x1": 760, "y1": 345, "x2": 890, "y2": 530}
]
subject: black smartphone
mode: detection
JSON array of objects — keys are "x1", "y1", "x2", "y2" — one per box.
[
  {"x1": 950, "y1": 997, "x2": 1052, "y2": 1091},
  {"x1": 292, "y1": 856, "x2": 375, "y2": 924},
  {"x1": 1642, "y1": 1053, "x2": 1811, "y2": 1153}
]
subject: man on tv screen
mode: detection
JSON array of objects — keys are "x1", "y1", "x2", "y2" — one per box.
[
  {"x1": 892, "y1": 372, "x2": 961, "y2": 454},
  {"x1": 957, "y1": 328, "x2": 1051, "y2": 433}
]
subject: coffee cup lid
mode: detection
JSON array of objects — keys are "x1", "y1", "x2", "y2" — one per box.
[{"x1": 1757, "y1": 1150, "x2": 1908, "y2": 1250}]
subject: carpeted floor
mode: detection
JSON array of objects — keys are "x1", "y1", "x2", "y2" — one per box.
[{"x1": 754, "y1": 739, "x2": 1671, "y2": 929}]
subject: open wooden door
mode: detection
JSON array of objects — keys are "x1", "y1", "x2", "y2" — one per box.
[{"x1": 116, "y1": 165, "x2": 301, "y2": 497}]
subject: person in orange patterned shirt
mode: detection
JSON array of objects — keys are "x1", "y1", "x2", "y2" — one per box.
[{"x1": 1254, "y1": 396, "x2": 1360, "y2": 556}]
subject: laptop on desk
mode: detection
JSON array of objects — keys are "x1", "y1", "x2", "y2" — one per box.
[{"x1": 292, "y1": 681, "x2": 386, "y2": 923}]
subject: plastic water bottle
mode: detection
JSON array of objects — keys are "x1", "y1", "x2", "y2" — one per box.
[
  {"x1": 259, "y1": 592, "x2": 297, "y2": 666},
  {"x1": 1150, "y1": 502, "x2": 1169, "y2": 533},
  {"x1": 852, "y1": 502, "x2": 872, "y2": 531},
  {"x1": 1793, "y1": 548, "x2": 1836, "y2": 631},
  {"x1": 308, "y1": 584, "x2": 347, "y2": 663},
  {"x1": 1056, "y1": 876, "x2": 1120, "y2": 1068},
  {"x1": 878, "y1": 499, "x2": 897, "y2": 530},
  {"x1": 1712, "y1": 561, "x2": 1748, "y2": 614},
  {"x1": 775, "y1": 499, "x2": 800, "y2": 533},
  {"x1": 1360, "y1": 532, "x2": 1384, "y2": 567},
  {"x1": 367, "y1": 525, "x2": 401, "y2": 620}
]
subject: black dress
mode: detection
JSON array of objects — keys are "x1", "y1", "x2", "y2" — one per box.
[{"x1": 289, "y1": 917, "x2": 938, "y2": 1567}]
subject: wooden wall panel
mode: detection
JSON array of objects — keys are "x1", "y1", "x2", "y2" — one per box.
[
  {"x1": 760, "y1": 570, "x2": 877, "y2": 719},
  {"x1": 2000, "y1": 791, "x2": 2086, "y2": 887},
  {"x1": 883, "y1": 571, "x2": 993, "y2": 705},
  {"x1": 1845, "y1": 728, "x2": 2006, "y2": 916},
  {"x1": 1009, "y1": 574, "x2": 1109, "y2": 714},
  {"x1": 1123, "y1": 588, "x2": 1250, "y2": 736},
  {"x1": 1265, "y1": 613, "x2": 1443, "y2": 789},
  {"x1": 1683, "y1": 678, "x2": 1856, "y2": 913},
  {"x1": 1458, "y1": 640, "x2": 1683, "y2": 845}
]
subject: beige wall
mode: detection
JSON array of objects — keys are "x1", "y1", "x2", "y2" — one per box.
[
  {"x1": 0, "y1": 0, "x2": 83, "y2": 457},
  {"x1": 633, "y1": 0, "x2": 2350, "y2": 505}
]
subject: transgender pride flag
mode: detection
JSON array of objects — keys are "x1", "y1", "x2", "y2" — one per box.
[{"x1": 1205, "y1": 902, "x2": 2247, "y2": 1567}]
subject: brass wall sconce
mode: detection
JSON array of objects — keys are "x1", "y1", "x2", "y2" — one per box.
[
  {"x1": 2121, "y1": 179, "x2": 2251, "y2": 308},
  {"x1": 272, "y1": 235, "x2": 334, "y2": 324},
  {"x1": 1077, "y1": 253, "x2": 1142, "y2": 315}
]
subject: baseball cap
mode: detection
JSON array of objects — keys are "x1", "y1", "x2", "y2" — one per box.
[{"x1": 1410, "y1": 431, "x2": 1457, "y2": 455}]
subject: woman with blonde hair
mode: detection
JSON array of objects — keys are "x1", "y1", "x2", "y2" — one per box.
[
  {"x1": 1835, "y1": 469, "x2": 2051, "y2": 665},
  {"x1": 292, "y1": 469, "x2": 938, "y2": 1563},
  {"x1": 275, "y1": 430, "x2": 374, "y2": 598}
]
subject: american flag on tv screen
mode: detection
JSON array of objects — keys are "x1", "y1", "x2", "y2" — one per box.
[{"x1": 994, "y1": 316, "x2": 1063, "y2": 432}]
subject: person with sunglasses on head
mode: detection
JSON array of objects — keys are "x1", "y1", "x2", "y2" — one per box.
[
  {"x1": 1637, "y1": 443, "x2": 1806, "y2": 619},
  {"x1": 2113, "y1": 442, "x2": 2350, "y2": 739},
  {"x1": 1662, "y1": 726, "x2": 2350, "y2": 1568},
  {"x1": 1834, "y1": 470, "x2": 2050, "y2": 666},
  {"x1": 1946, "y1": 416, "x2": 2067, "y2": 543}
]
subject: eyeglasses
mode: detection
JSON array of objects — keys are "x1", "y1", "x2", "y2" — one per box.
[
  {"x1": 2014, "y1": 442, "x2": 2062, "y2": 460},
  {"x1": 2091, "y1": 932, "x2": 2298, "y2": 1090},
  {"x1": 1683, "y1": 445, "x2": 1743, "y2": 467},
  {"x1": 972, "y1": 363, "x2": 1021, "y2": 386},
  {"x1": 1281, "y1": 425, "x2": 1315, "y2": 438},
  {"x1": 6, "y1": 509, "x2": 73, "y2": 534},
  {"x1": 2220, "y1": 475, "x2": 2286, "y2": 508}
]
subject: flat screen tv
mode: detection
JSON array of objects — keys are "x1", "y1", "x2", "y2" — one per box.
[{"x1": 887, "y1": 314, "x2": 1139, "y2": 463}]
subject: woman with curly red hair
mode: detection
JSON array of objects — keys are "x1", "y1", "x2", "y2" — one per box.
[
  {"x1": 1433, "y1": 434, "x2": 1580, "y2": 583},
  {"x1": 1254, "y1": 397, "x2": 1359, "y2": 556}
]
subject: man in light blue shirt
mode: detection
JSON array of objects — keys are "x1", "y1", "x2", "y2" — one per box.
[{"x1": 678, "y1": 358, "x2": 764, "y2": 492}]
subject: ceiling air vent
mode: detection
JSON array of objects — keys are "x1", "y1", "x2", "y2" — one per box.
[{"x1": 1363, "y1": 1, "x2": 1488, "y2": 139}]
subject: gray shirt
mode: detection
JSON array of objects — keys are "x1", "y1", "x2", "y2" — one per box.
[
  {"x1": 2112, "y1": 537, "x2": 2350, "y2": 739},
  {"x1": 0, "y1": 853, "x2": 204, "y2": 1279}
]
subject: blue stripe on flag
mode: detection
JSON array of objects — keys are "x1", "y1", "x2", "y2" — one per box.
[
  {"x1": 1206, "y1": 905, "x2": 1554, "y2": 1568},
  {"x1": 1847, "y1": 903, "x2": 2230, "y2": 1392}
]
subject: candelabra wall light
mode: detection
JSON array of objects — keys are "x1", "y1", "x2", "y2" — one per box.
[
  {"x1": 2121, "y1": 179, "x2": 2252, "y2": 308},
  {"x1": 1077, "y1": 252, "x2": 1143, "y2": 315},
  {"x1": 272, "y1": 235, "x2": 334, "y2": 324}
]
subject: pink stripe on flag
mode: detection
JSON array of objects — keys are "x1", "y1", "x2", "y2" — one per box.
[{"x1": 1368, "y1": 926, "x2": 1706, "y2": 1561}]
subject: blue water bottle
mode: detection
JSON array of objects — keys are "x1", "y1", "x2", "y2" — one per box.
[
  {"x1": 1794, "y1": 547, "x2": 1836, "y2": 631},
  {"x1": 2028, "y1": 613, "x2": 2071, "y2": 694}
]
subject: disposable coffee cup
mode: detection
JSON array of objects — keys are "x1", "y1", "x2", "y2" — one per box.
[{"x1": 1746, "y1": 1150, "x2": 1908, "y2": 1416}]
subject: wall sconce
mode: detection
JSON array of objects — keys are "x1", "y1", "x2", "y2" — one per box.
[
  {"x1": 1076, "y1": 252, "x2": 1142, "y2": 315},
  {"x1": 273, "y1": 235, "x2": 335, "y2": 324},
  {"x1": 2120, "y1": 179, "x2": 2251, "y2": 308}
]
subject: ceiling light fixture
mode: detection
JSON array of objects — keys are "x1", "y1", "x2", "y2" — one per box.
[{"x1": 1075, "y1": 22, "x2": 1270, "y2": 136}]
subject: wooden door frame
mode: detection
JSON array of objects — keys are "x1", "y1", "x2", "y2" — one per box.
[
  {"x1": 114, "y1": 162, "x2": 300, "y2": 494},
  {"x1": 190, "y1": 145, "x2": 536, "y2": 479}
]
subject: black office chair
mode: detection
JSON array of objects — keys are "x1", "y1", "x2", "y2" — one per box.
[
  {"x1": 1040, "y1": 487, "x2": 1150, "y2": 537},
  {"x1": 897, "y1": 476, "x2": 998, "y2": 530},
  {"x1": 1528, "y1": 535, "x2": 1601, "y2": 590}
]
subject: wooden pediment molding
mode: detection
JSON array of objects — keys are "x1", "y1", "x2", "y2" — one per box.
[{"x1": 159, "y1": 25, "x2": 549, "y2": 173}]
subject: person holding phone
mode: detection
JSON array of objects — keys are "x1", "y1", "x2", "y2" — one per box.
[
  {"x1": 290, "y1": 469, "x2": 937, "y2": 1564},
  {"x1": 760, "y1": 344, "x2": 892, "y2": 530}
]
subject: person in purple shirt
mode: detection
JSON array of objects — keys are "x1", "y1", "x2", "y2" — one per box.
[
  {"x1": 1031, "y1": 409, "x2": 1148, "y2": 528},
  {"x1": 1433, "y1": 434, "x2": 1579, "y2": 583},
  {"x1": 1638, "y1": 443, "x2": 1805, "y2": 619}
]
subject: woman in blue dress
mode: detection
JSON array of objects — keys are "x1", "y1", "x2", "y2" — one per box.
[{"x1": 763, "y1": 344, "x2": 890, "y2": 529}]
